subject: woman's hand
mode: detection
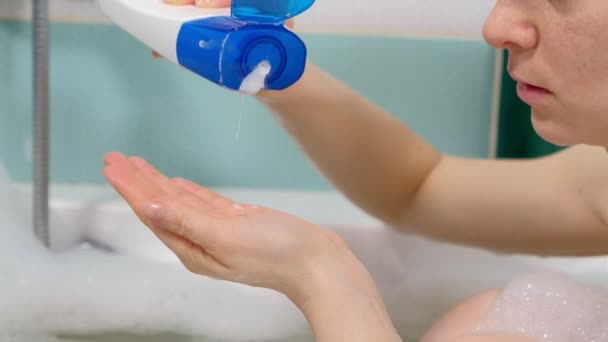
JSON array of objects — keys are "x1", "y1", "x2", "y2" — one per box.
[
  {"x1": 165, "y1": 0, "x2": 231, "y2": 8},
  {"x1": 102, "y1": 152, "x2": 347, "y2": 299},
  {"x1": 103, "y1": 151, "x2": 401, "y2": 341},
  {"x1": 152, "y1": 0, "x2": 295, "y2": 57}
]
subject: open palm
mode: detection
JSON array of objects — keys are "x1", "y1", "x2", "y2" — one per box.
[{"x1": 102, "y1": 152, "x2": 345, "y2": 297}]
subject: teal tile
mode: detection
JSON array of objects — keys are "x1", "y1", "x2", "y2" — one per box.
[
  {"x1": 0, "y1": 21, "x2": 495, "y2": 189},
  {"x1": 0, "y1": 24, "x2": 7, "y2": 164},
  {"x1": 1, "y1": 21, "x2": 33, "y2": 182}
]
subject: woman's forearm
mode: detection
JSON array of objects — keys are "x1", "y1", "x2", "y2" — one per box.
[
  {"x1": 290, "y1": 241, "x2": 402, "y2": 342},
  {"x1": 257, "y1": 63, "x2": 442, "y2": 222}
]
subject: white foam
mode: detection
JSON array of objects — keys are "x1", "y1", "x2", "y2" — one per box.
[
  {"x1": 476, "y1": 272, "x2": 608, "y2": 341},
  {"x1": 4, "y1": 164, "x2": 608, "y2": 342},
  {"x1": 238, "y1": 61, "x2": 271, "y2": 95},
  {"x1": 0, "y1": 166, "x2": 308, "y2": 341}
]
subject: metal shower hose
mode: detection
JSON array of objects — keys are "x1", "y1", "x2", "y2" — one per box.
[{"x1": 32, "y1": 0, "x2": 50, "y2": 247}]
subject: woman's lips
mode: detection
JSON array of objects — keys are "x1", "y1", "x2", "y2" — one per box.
[
  {"x1": 516, "y1": 81, "x2": 553, "y2": 105},
  {"x1": 508, "y1": 70, "x2": 554, "y2": 105}
]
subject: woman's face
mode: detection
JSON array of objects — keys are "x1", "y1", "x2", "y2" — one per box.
[{"x1": 483, "y1": 0, "x2": 608, "y2": 147}]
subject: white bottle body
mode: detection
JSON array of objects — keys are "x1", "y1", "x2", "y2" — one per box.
[{"x1": 98, "y1": 0, "x2": 229, "y2": 64}]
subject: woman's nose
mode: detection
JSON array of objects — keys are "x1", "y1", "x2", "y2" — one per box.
[{"x1": 483, "y1": 1, "x2": 539, "y2": 50}]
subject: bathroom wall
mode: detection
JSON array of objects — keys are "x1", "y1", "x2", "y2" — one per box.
[
  {"x1": 0, "y1": 22, "x2": 9, "y2": 164},
  {"x1": 0, "y1": 1, "x2": 498, "y2": 189},
  {"x1": 0, "y1": 0, "x2": 494, "y2": 37}
]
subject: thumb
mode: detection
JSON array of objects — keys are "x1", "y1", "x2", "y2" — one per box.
[{"x1": 194, "y1": 0, "x2": 231, "y2": 8}]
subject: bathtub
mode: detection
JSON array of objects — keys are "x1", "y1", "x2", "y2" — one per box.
[
  {"x1": 2, "y1": 1, "x2": 607, "y2": 340},
  {"x1": 6, "y1": 182, "x2": 608, "y2": 342}
]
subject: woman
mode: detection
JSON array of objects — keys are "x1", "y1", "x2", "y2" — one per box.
[{"x1": 102, "y1": 0, "x2": 608, "y2": 340}]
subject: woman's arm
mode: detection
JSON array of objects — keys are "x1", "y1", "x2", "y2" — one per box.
[
  {"x1": 102, "y1": 152, "x2": 401, "y2": 342},
  {"x1": 258, "y1": 63, "x2": 442, "y2": 224},
  {"x1": 259, "y1": 64, "x2": 608, "y2": 256},
  {"x1": 294, "y1": 242, "x2": 402, "y2": 342}
]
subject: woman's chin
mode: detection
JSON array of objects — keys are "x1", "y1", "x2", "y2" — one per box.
[
  {"x1": 531, "y1": 109, "x2": 608, "y2": 147},
  {"x1": 530, "y1": 112, "x2": 575, "y2": 147}
]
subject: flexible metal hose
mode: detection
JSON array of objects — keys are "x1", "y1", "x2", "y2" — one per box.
[{"x1": 32, "y1": 0, "x2": 50, "y2": 247}]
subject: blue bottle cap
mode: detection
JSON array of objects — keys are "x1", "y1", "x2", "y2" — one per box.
[
  {"x1": 177, "y1": 17, "x2": 306, "y2": 91},
  {"x1": 231, "y1": 0, "x2": 315, "y2": 23}
]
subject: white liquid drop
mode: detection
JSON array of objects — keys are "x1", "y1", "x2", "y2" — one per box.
[
  {"x1": 235, "y1": 94, "x2": 244, "y2": 140},
  {"x1": 239, "y1": 61, "x2": 272, "y2": 95}
]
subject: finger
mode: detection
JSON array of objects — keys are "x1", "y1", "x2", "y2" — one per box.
[
  {"x1": 129, "y1": 156, "x2": 176, "y2": 194},
  {"x1": 129, "y1": 171, "x2": 231, "y2": 275},
  {"x1": 103, "y1": 154, "x2": 236, "y2": 279},
  {"x1": 104, "y1": 151, "x2": 128, "y2": 166},
  {"x1": 102, "y1": 153, "x2": 166, "y2": 207},
  {"x1": 103, "y1": 154, "x2": 226, "y2": 274},
  {"x1": 171, "y1": 177, "x2": 237, "y2": 210},
  {"x1": 171, "y1": 177, "x2": 224, "y2": 204},
  {"x1": 143, "y1": 195, "x2": 230, "y2": 252},
  {"x1": 154, "y1": 226, "x2": 229, "y2": 277},
  {"x1": 130, "y1": 157, "x2": 216, "y2": 214},
  {"x1": 164, "y1": 0, "x2": 195, "y2": 5},
  {"x1": 286, "y1": 19, "x2": 295, "y2": 30},
  {"x1": 102, "y1": 154, "x2": 217, "y2": 264},
  {"x1": 103, "y1": 153, "x2": 171, "y2": 231},
  {"x1": 103, "y1": 153, "x2": 187, "y2": 244},
  {"x1": 152, "y1": 51, "x2": 162, "y2": 58},
  {"x1": 194, "y1": 0, "x2": 231, "y2": 8},
  {"x1": 103, "y1": 153, "x2": 193, "y2": 232}
]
